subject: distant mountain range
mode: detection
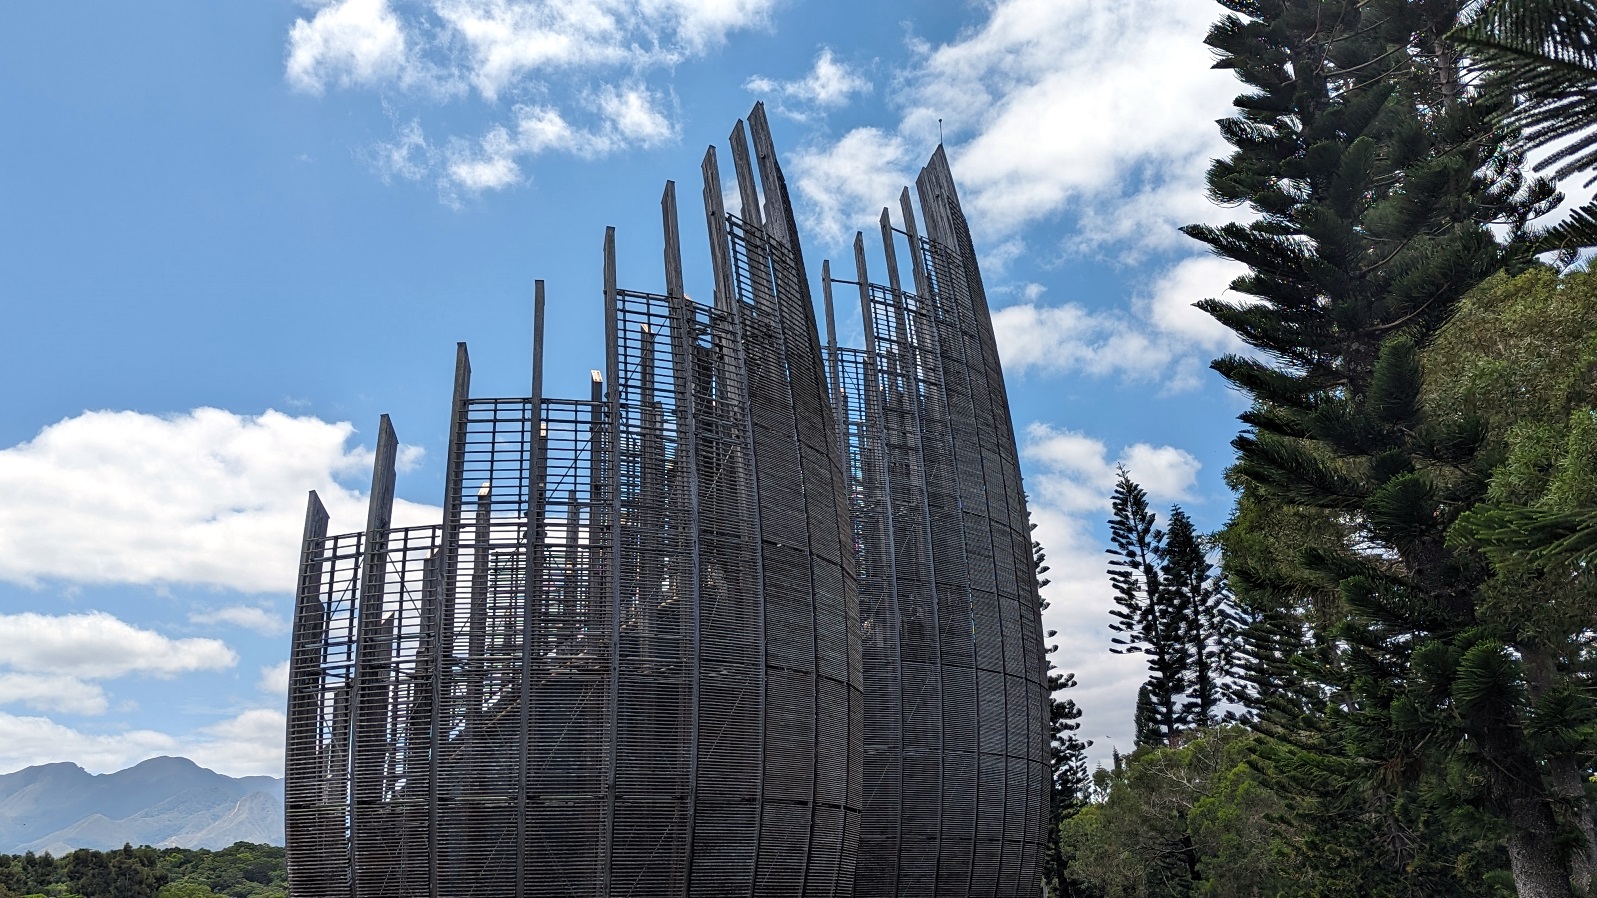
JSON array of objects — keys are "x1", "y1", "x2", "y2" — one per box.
[{"x1": 0, "y1": 756, "x2": 283, "y2": 855}]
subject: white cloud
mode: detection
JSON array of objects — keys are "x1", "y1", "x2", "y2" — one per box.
[
  {"x1": 781, "y1": 0, "x2": 1236, "y2": 262},
  {"x1": 0, "y1": 408, "x2": 438, "y2": 593},
  {"x1": 790, "y1": 128, "x2": 912, "y2": 248},
  {"x1": 445, "y1": 125, "x2": 524, "y2": 195},
  {"x1": 1138, "y1": 255, "x2": 1248, "y2": 350},
  {"x1": 0, "y1": 612, "x2": 286, "y2": 776},
  {"x1": 187, "y1": 709, "x2": 287, "y2": 778},
  {"x1": 597, "y1": 84, "x2": 675, "y2": 146},
  {"x1": 0, "y1": 674, "x2": 109, "y2": 716},
  {"x1": 0, "y1": 612, "x2": 237, "y2": 680},
  {"x1": 990, "y1": 255, "x2": 1247, "y2": 392},
  {"x1": 0, "y1": 707, "x2": 287, "y2": 778},
  {"x1": 434, "y1": 85, "x2": 675, "y2": 200},
  {"x1": 643, "y1": 0, "x2": 774, "y2": 52},
  {"x1": 190, "y1": 605, "x2": 289, "y2": 636},
  {"x1": 747, "y1": 47, "x2": 871, "y2": 117},
  {"x1": 257, "y1": 661, "x2": 290, "y2": 697},
  {"x1": 513, "y1": 104, "x2": 579, "y2": 154},
  {"x1": 900, "y1": 0, "x2": 1234, "y2": 248},
  {"x1": 290, "y1": 0, "x2": 771, "y2": 198},
  {"x1": 1022, "y1": 423, "x2": 1200, "y2": 515},
  {"x1": 0, "y1": 712, "x2": 178, "y2": 776},
  {"x1": 371, "y1": 117, "x2": 435, "y2": 183},
  {"x1": 286, "y1": 0, "x2": 410, "y2": 94},
  {"x1": 426, "y1": 0, "x2": 772, "y2": 100}
]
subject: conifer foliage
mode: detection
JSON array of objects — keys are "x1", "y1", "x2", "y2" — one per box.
[
  {"x1": 1186, "y1": 1, "x2": 1586, "y2": 894},
  {"x1": 1034, "y1": 519, "x2": 1095, "y2": 897},
  {"x1": 1106, "y1": 470, "x2": 1235, "y2": 748}
]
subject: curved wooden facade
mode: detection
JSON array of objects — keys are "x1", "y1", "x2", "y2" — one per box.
[
  {"x1": 825, "y1": 149, "x2": 1049, "y2": 897},
  {"x1": 284, "y1": 105, "x2": 1045, "y2": 898}
]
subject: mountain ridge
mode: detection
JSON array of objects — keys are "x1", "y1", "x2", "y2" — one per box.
[{"x1": 0, "y1": 756, "x2": 283, "y2": 855}]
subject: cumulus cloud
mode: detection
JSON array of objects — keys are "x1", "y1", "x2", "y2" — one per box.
[
  {"x1": 0, "y1": 408, "x2": 438, "y2": 594},
  {"x1": 257, "y1": 661, "x2": 290, "y2": 697},
  {"x1": 990, "y1": 255, "x2": 1248, "y2": 392},
  {"x1": 429, "y1": 0, "x2": 763, "y2": 101},
  {"x1": 0, "y1": 612, "x2": 238, "y2": 718},
  {"x1": 286, "y1": 0, "x2": 411, "y2": 94},
  {"x1": 432, "y1": 85, "x2": 676, "y2": 201},
  {"x1": 784, "y1": 0, "x2": 1238, "y2": 260},
  {"x1": 0, "y1": 674, "x2": 109, "y2": 717},
  {"x1": 0, "y1": 612, "x2": 286, "y2": 776},
  {"x1": 190, "y1": 605, "x2": 289, "y2": 636},
  {"x1": 0, "y1": 707, "x2": 287, "y2": 778},
  {"x1": 790, "y1": 128, "x2": 912, "y2": 248},
  {"x1": 0, "y1": 612, "x2": 237, "y2": 680},
  {"x1": 0, "y1": 712, "x2": 178, "y2": 776},
  {"x1": 287, "y1": 0, "x2": 769, "y2": 199},
  {"x1": 747, "y1": 47, "x2": 871, "y2": 119},
  {"x1": 901, "y1": 0, "x2": 1234, "y2": 249},
  {"x1": 187, "y1": 709, "x2": 287, "y2": 778},
  {"x1": 597, "y1": 84, "x2": 675, "y2": 145},
  {"x1": 1023, "y1": 423, "x2": 1201, "y2": 514}
]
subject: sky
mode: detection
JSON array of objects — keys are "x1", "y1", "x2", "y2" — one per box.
[{"x1": 0, "y1": 0, "x2": 1258, "y2": 778}]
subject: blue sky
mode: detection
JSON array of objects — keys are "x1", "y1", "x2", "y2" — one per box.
[{"x1": 0, "y1": 0, "x2": 1255, "y2": 776}]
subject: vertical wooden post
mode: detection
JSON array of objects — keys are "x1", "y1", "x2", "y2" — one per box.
[
  {"x1": 515, "y1": 281, "x2": 546, "y2": 897},
  {"x1": 352, "y1": 415, "x2": 398, "y2": 898},
  {"x1": 664, "y1": 179, "x2": 703, "y2": 897},
  {"x1": 701, "y1": 148, "x2": 737, "y2": 314},
  {"x1": 601, "y1": 226, "x2": 621, "y2": 898},
  {"x1": 285, "y1": 490, "x2": 331, "y2": 897},
  {"x1": 823, "y1": 261, "x2": 848, "y2": 461}
]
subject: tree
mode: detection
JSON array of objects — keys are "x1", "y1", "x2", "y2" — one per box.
[
  {"x1": 63, "y1": 844, "x2": 166, "y2": 898},
  {"x1": 1161, "y1": 508, "x2": 1232, "y2": 726},
  {"x1": 1186, "y1": 0, "x2": 1578, "y2": 893},
  {"x1": 1059, "y1": 727, "x2": 1302, "y2": 898},
  {"x1": 1035, "y1": 514, "x2": 1098, "y2": 897},
  {"x1": 1045, "y1": 671, "x2": 1099, "y2": 898},
  {"x1": 1107, "y1": 469, "x2": 1189, "y2": 746},
  {"x1": 1452, "y1": 0, "x2": 1597, "y2": 251},
  {"x1": 1426, "y1": 267, "x2": 1597, "y2": 887}
]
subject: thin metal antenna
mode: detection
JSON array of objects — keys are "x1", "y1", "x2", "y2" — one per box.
[{"x1": 938, "y1": 118, "x2": 943, "y2": 144}]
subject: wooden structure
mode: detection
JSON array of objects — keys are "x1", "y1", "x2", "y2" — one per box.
[{"x1": 284, "y1": 104, "x2": 1047, "y2": 897}]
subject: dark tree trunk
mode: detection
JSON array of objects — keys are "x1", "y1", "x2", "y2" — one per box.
[{"x1": 1505, "y1": 794, "x2": 1575, "y2": 898}]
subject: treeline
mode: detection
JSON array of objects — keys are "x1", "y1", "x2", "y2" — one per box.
[
  {"x1": 0, "y1": 844, "x2": 285, "y2": 898},
  {"x1": 1044, "y1": 1, "x2": 1597, "y2": 896}
]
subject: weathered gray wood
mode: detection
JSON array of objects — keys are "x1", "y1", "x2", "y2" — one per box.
[
  {"x1": 728, "y1": 121, "x2": 779, "y2": 319},
  {"x1": 916, "y1": 147, "x2": 958, "y2": 252},
  {"x1": 515, "y1": 280, "x2": 546, "y2": 898},
  {"x1": 667, "y1": 217, "x2": 704, "y2": 894},
  {"x1": 352, "y1": 414, "x2": 398, "y2": 898},
  {"x1": 822, "y1": 261, "x2": 847, "y2": 460},
  {"x1": 284, "y1": 490, "x2": 331, "y2": 898},
  {"x1": 601, "y1": 225, "x2": 621, "y2": 898},
  {"x1": 900, "y1": 188, "x2": 932, "y2": 301},
  {"x1": 700, "y1": 147, "x2": 737, "y2": 313},
  {"x1": 853, "y1": 234, "x2": 873, "y2": 354},
  {"x1": 747, "y1": 103, "x2": 791, "y2": 245},
  {"x1": 879, "y1": 208, "x2": 905, "y2": 297},
  {"x1": 301, "y1": 490, "x2": 330, "y2": 548},
  {"x1": 729, "y1": 120, "x2": 764, "y2": 229},
  {"x1": 439, "y1": 344, "x2": 471, "y2": 661},
  {"x1": 662, "y1": 181, "x2": 685, "y2": 300},
  {"x1": 364, "y1": 416, "x2": 398, "y2": 537}
]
